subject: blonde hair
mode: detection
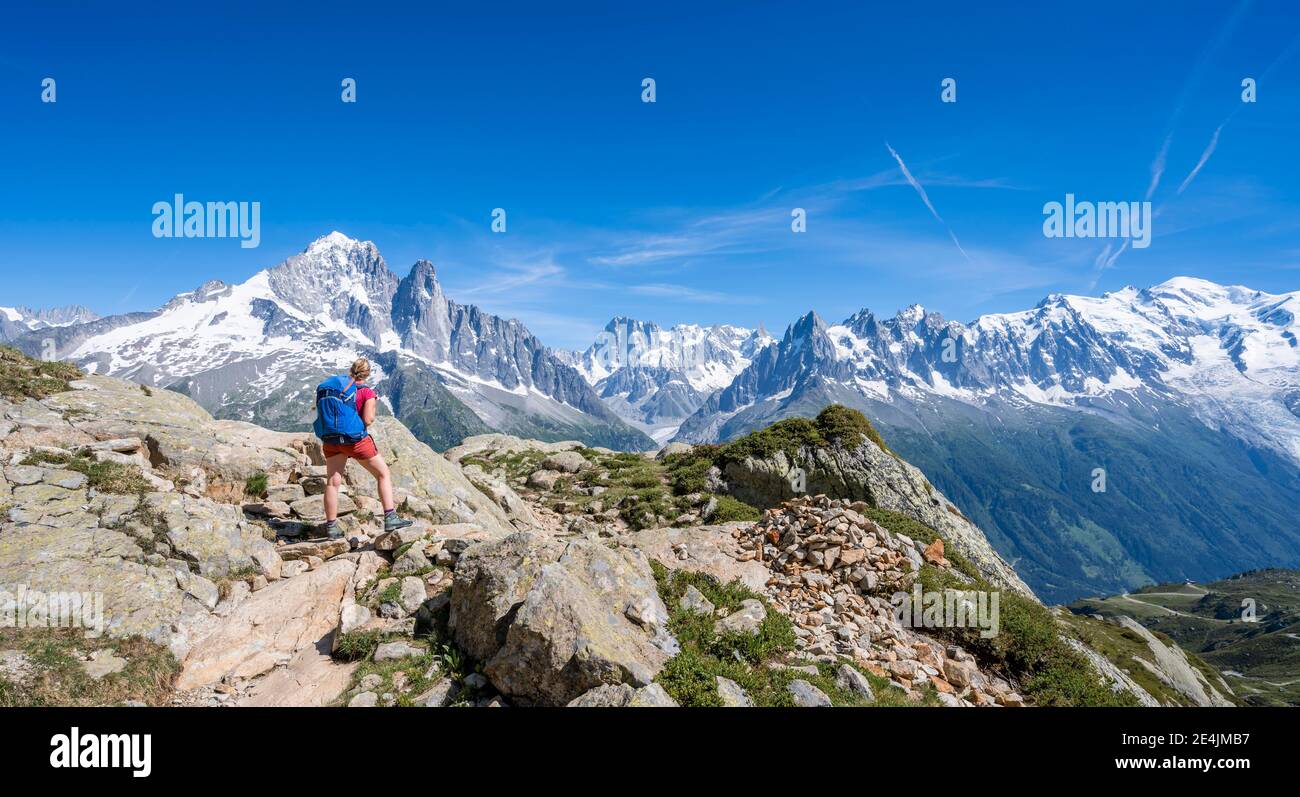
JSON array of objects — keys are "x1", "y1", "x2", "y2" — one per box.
[{"x1": 349, "y1": 358, "x2": 372, "y2": 381}]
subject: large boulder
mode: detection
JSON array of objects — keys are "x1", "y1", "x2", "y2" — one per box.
[
  {"x1": 452, "y1": 534, "x2": 678, "y2": 706},
  {"x1": 459, "y1": 463, "x2": 539, "y2": 529},
  {"x1": 40, "y1": 376, "x2": 305, "y2": 501},
  {"x1": 449, "y1": 533, "x2": 567, "y2": 662},
  {"x1": 630, "y1": 524, "x2": 769, "y2": 593},
  {"x1": 443, "y1": 433, "x2": 582, "y2": 465},
  {"x1": 0, "y1": 524, "x2": 186, "y2": 643},
  {"x1": 175, "y1": 558, "x2": 357, "y2": 690},
  {"x1": 540, "y1": 450, "x2": 586, "y2": 474}
]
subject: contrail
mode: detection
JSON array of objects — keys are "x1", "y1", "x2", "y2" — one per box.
[
  {"x1": 1146, "y1": 134, "x2": 1172, "y2": 201},
  {"x1": 1171, "y1": 32, "x2": 1300, "y2": 199},
  {"x1": 1107, "y1": 0, "x2": 1250, "y2": 274},
  {"x1": 1177, "y1": 123, "x2": 1223, "y2": 195},
  {"x1": 885, "y1": 141, "x2": 971, "y2": 261}
]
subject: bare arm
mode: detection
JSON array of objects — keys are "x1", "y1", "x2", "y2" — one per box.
[{"x1": 362, "y1": 398, "x2": 377, "y2": 427}]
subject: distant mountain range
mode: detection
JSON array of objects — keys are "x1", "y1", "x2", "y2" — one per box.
[
  {"x1": 555, "y1": 317, "x2": 773, "y2": 443},
  {"x1": 565, "y1": 277, "x2": 1300, "y2": 603},
  {"x1": 2, "y1": 233, "x2": 653, "y2": 451},
  {"x1": 9, "y1": 234, "x2": 1300, "y2": 602},
  {"x1": 0, "y1": 304, "x2": 99, "y2": 341}
]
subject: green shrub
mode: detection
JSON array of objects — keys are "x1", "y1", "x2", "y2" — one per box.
[
  {"x1": 664, "y1": 453, "x2": 714, "y2": 495},
  {"x1": 618, "y1": 487, "x2": 674, "y2": 529},
  {"x1": 708, "y1": 495, "x2": 761, "y2": 523},
  {"x1": 244, "y1": 471, "x2": 269, "y2": 498},
  {"x1": 332, "y1": 630, "x2": 389, "y2": 661},
  {"x1": 916, "y1": 564, "x2": 1138, "y2": 707},
  {"x1": 814, "y1": 404, "x2": 890, "y2": 453},
  {"x1": 714, "y1": 405, "x2": 892, "y2": 466},
  {"x1": 717, "y1": 417, "x2": 823, "y2": 465}
]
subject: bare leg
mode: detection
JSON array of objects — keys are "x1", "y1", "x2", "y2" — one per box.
[
  {"x1": 324, "y1": 453, "x2": 348, "y2": 522},
  {"x1": 356, "y1": 453, "x2": 396, "y2": 512}
]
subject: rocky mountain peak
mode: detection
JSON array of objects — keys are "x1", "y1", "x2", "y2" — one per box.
[
  {"x1": 785, "y1": 310, "x2": 828, "y2": 343},
  {"x1": 33, "y1": 304, "x2": 101, "y2": 325},
  {"x1": 265, "y1": 232, "x2": 397, "y2": 345}
]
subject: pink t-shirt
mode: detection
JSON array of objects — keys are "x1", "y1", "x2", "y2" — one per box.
[{"x1": 354, "y1": 385, "x2": 377, "y2": 416}]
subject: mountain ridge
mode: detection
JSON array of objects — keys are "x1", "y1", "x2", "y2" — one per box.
[{"x1": 5, "y1": 233, "x2": 654, "y2": 453}]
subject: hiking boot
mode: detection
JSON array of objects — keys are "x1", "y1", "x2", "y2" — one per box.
[
  {"x1": 383, "y1": 513, "x2": 414, "y2": 532},
  {"x1": 318, "y1": 521, "x2": 343, "y2": 540}
]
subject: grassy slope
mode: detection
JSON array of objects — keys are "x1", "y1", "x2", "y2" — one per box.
[{"x1": 1069, "y1": 569, "x2": 1300, "y2": 706}]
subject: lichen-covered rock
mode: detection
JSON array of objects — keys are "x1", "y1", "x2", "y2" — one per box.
[
  {"x1": 788, "y1": 679, "x2": 832, "y2": 707},
  {"x1": 41, "y1": 376, "x2": 305, "y2": 501},
  {"x1": 0, "y1": 524, "x2": 185, "y2": 642},
  {"x1": 716, "y1": 676, "x2": 754, "y2": 707},
  {"x1": 449, "y1": 532, "x2": 566, "y2": 662},
  {"x1": 443, "y1": 433, "x2": 582, "y2": 465},
  {"x1": 567, "y1": 682, "x2": 680, "y2": 707},
  {"x1": 175, "y1": 558, "x2": 357, "y2": 690},
  {"x1": 475, "y1": 537, "x2": 678, "y2": 706},
  {"x1": 460, "y1": 463, "x2": 539, "y2": 529},
  {"x1": 7, "y1": 482, "x2": 88, "y2": 524},
  {"x1": 540, "y1": 450, "x2": 586, "y2": 474},
  {"x1": 140, "y1": 492, "x2": 281, "y2": 579},
  {"x1": 630, "y1": 523, "x2": 769, "y2": 593},
  {"x1": 714, "y1": 599, "x2": 766, "y2": 636}
]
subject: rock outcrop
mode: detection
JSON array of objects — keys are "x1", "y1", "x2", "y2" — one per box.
[
  {"x1": 451, "y1": 532, "x2": 678, "y2": 706},
  {"x1": 0, "y1": 365, "x2": 531, "y2": 708}
]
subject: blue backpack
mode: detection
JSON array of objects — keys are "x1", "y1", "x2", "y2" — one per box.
[{"x1": 312, "y1": 375, "x2": 369, "y2": 445}]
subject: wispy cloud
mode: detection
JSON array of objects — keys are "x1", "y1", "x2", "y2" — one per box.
[
  {"x1": 629, "y1": 283, "x2": 761, "y2": 304},
  {"x1": 453, "y1": 257, "x2": 564, "y2": 296},
  {"x1": 884, "y1": 142, "x2": 971, "y2": 262},
  {"x1": 588, "y1": 206, "x2": 792, "y2": 268}
]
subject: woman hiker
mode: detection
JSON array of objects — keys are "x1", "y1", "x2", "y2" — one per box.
[{"x1": 314, "y1": 358, "x2": 414, "y2": 538}]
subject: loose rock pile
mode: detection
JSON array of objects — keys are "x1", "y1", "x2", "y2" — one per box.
[{"x1": 735, "y1": 495, "x2": 1025, "y2": 707}]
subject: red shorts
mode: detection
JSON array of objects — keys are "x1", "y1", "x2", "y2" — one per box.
[{"x1": 323, "y1": 436, "x2": 378, "y2": 461}]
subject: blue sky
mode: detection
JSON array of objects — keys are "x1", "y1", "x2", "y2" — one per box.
[{"x1": 1, "y1": 0, "x2": 1298, "y2": 348}]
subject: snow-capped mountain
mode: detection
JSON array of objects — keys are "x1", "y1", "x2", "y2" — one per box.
[
  {"x1": 12, "y1": 233, "x2": 653, "y2": 451},
  {"x1": 670, "y1": 276, "x2": 1300, "y2": 602},
  {"x1": 0, "y1": 305, "x2": 99, "y2": 342},
  {"x1": 558, "y1": 317, "x2": 773, "y2": 443},
  {"x1": 677, "y1": 277, "x2": 1300, "y2": 463}
]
